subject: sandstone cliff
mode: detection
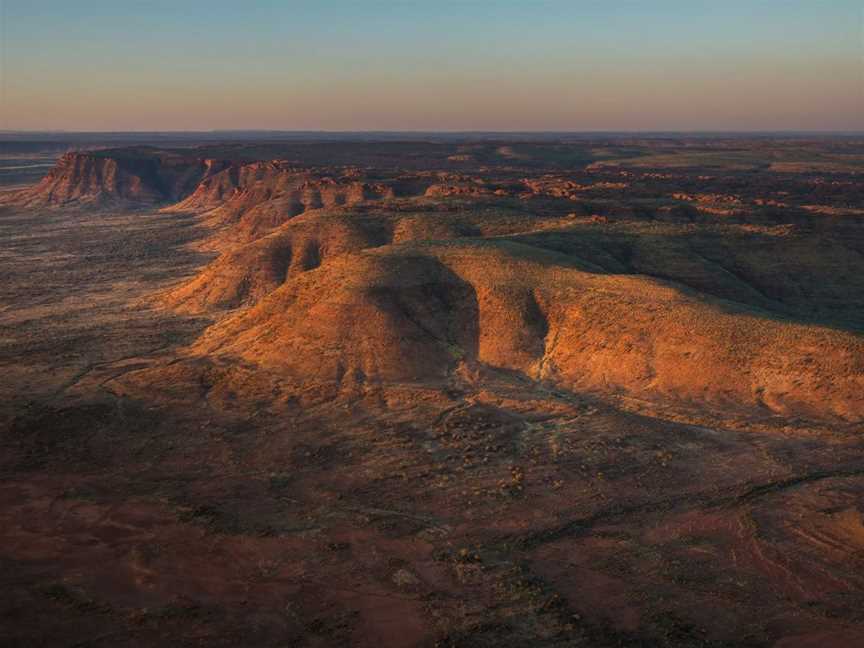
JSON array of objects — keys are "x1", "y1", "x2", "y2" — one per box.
[{"x1": 3, "y1": 151, "x2": 230, "y2": 208}]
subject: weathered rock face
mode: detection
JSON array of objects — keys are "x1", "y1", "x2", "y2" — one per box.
[
  {"x1": 163, "y1": 161, "x2": 439, "y2": 248},
  {"x1": 170, "y1": 161, "x2": 409, "y2": 236},
  {"x1": 5, "y1": 151, "x2": 231, "y2": 207},
  {"x1": 165, "y1": 161, "x2": 280, "y2": 214}
]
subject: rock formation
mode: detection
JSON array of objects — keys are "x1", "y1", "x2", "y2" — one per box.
[{"x1": 3, "y1": 150, "x2": 230, "y2": 207}]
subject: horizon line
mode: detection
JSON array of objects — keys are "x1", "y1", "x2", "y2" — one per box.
[{"x1": 3, "y1": 128, "x2": 864, "y2": 135}]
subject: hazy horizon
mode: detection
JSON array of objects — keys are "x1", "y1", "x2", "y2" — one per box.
[
  {"x1": 4, "y1": 128, "x2": 864, "y2": 135},
  {"x1": 1, "y1": 0, "x2": 862, "y2": 132}
]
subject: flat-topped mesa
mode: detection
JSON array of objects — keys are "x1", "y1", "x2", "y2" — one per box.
[
  {"x1": 4, "y1": 150, "x2": 231, "y2": 208},
  {"x1": 5, "y1": 146, "x2": 442, "y2": 219}
]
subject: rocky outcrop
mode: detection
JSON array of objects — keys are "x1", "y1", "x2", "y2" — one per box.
[
  {"x1": 164, "y1": 161, "x2": 436, "y2": 247},
  {"x1": 3, "y1": 151, "x2": 230, "y2": 208}
]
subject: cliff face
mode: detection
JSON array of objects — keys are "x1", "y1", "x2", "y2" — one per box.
[
  {"x1": 2, "y1": 148, "x2": 424, "y2": 240},
  {"x1": 5, "y1": 152, "x2": 230, "y2": 208},
  {"x1": 170, "y1": 161, "x2": 402, "y2": 218},
  {"x1": 164, "y1": 161, "x2": 426, "y2": 247}
]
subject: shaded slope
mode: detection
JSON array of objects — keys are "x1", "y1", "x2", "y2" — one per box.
[
  {"x1": 2, "y1": 151, "x2": 229, "y2": 207},
  {"x1": 191, "y1": 240, "x2": 864, "y2": 421},
  {"x1": 164, "y1": 213, "x2": 392, "y2": 312},
  {"x1": 163, "y1": 161, "x2": 428, "y2": 247},
  {"x1": 162, "y1": 201, "x2": 566, "y2": 313},
  {"x1": 193, "y1": 251, "x2": 479, "y2": 384}
]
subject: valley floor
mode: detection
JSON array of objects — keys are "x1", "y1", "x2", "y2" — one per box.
[{"x1": 1, "y1": 206, "x2": 864, "y2": 647}]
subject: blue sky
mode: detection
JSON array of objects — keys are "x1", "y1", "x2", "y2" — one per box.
[{"x1": 1, "y1": 1, "x2": 862, "y2": 130}]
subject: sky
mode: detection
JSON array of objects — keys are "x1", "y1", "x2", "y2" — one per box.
[{"x1": 0, "y1": 0, "x2": 862, "y2": 132}]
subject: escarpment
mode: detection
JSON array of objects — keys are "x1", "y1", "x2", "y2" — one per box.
[
  {"x1": 166, "y1": 161, "x2": 424, "y2": 243},
  {"x1": 3, "y1": 148, "x2": 430, "y2": 221},
  {"x1": 14, "y1": 144, "x2": 862, "y2": 423},
  {"x1": 4, "y1": 150, "x2": 232, "y2": 207},
  {"x1": 191, "y1": 241, "x2": 864, "y2": 422},
  {"x1": 154, "y1": 153, "x2": 864, "y2": 423}
]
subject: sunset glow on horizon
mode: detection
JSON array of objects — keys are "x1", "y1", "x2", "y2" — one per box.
[{"x1": 1, "y1": 0, "x2": 862, "y2": 132}]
